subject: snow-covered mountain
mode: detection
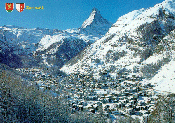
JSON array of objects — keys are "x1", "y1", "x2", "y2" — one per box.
[
  {"x1": 79, "y1": 8, "x2": 112, "y2": 36},
  {"x1": 37, "y1": 8, "x2": 112, "y2": 52},
  {"x1": 34, "y1": 8, "x2": 112, "y2": 68},
  {"x1": 61, "y1": 0, "x2": 175, "y2": 93},
  {"x1": 0, "y1": 26, "x2": 47, "y2": 67},
  {"x1": 0, "y1": 8, "x2": 111, "y2": 68}
]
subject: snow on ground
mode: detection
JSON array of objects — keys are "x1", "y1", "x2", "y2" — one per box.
[
  {"x1": 37, "y1": 34, "x2": 67, "y2": 50},
  {"x1": 142, "y1": 53, "x2": 165, "y2": 65},
  {"x1": 149, "y1": 59, "x2": 175, "y2": 93}
]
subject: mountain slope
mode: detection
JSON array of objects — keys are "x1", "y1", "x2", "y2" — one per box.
[
  {"x1": 36, "y1": 37, "x2": 87, "y2": 68},
  {"x1": 0, "y1": 26, "x2": 47, "y2": 67},
  {"x1": 148, "y1": 29, "x2": 175, "y2": 93},
  {"x1": 61, "y1": 0, "x2": 175, "y2": 93}
]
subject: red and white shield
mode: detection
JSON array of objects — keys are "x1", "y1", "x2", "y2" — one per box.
[{"x1": 16, "y1": 3, "x2": 25, "y2": 12}]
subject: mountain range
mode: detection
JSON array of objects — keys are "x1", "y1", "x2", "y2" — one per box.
[{"x1": 0, "y1": 8, "x2": 111, "y2": 68}]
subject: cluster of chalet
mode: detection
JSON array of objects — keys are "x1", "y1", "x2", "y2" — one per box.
[
  {"x1": 64, "y1": 76, "x2": 157, "y2": 119},
  {"x1": 16, "y1": 67, "x2": 158, "y2": 120},
  {"x1": 16, "y1": 68, "x2": 58, "y2": 90}
]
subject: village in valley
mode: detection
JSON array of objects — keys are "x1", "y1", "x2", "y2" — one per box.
[{"x1": 16, "y1": 66, "x2": 159, "y2": 121}]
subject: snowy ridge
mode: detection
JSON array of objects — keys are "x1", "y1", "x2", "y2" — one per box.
[
  {"x1": 0, "y1": 26, "x2": 46, "y2": 54},
  {"x1": 108, "y1": 0, "x2": 175, "y2": 36},
  {"x1": 37, "y1": 30, "x2": 99, "y2": 51}
]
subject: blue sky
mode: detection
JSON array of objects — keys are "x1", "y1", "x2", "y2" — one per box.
[{"x1": 0, "y1": 0, "x2": 164, "y2": 30}]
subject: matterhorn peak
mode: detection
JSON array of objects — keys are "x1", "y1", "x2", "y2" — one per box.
[
  {"x1": 80, "y1": 8, "x2": 112, "y2": 36},
  {"x1": 81, "y1": 8, "x2": 111, "y2": 29}
]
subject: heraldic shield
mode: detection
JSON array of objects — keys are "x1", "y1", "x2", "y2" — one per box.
[
  {"x1": 5, "y1": 3, "x2": 14, "y2": 12},
  {"x1": 16, "y1": 3, "x2": 25, "y2": 12}
]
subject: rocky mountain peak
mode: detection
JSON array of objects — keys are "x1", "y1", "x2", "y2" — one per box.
[
  {"x1": 92, "y1": 8, "x2": 100, "y2": 14},
  {"x1": 80, "y1": 8, "x2": 112, "y2": 36}
]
